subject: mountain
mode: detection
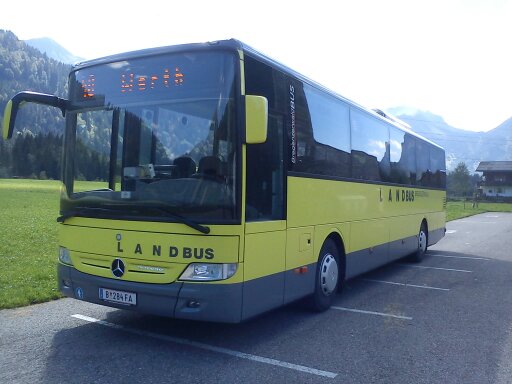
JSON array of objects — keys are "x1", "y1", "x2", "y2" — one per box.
[
  {"x1": 25, "y1": 37, "x2": 83, "y2": 65},
  {"x1": 0, "y1": 30, "x2": 70, "y2": 136},
  {"x1": 486, "y1": 116, "x2": 512, "y2": 139},
  {"x1": 0, "y1": 30, "x2": 70, "y2": 131},
  {"x1": 387, "y1": 107, "x2": 512, "y2": 172}
]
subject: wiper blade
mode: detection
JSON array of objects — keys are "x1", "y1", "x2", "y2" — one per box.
[
  {"x1": 57, "y1": 205, "x2": 211, "y2": 235},
  {"x1": 57, "y1": 206, "x2": 122, "y2": 223},
  {"x1": 145, "y1": 206, "x2": 210, "y2": 235}
]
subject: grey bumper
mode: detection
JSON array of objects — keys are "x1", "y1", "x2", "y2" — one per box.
[{"x1": 58, "y1": 264, "x2": 243, "y2": 323}]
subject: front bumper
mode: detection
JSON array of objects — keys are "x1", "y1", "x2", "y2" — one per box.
[{"x1": 58, "y1": 263, "x2": 243, "y2": 323}]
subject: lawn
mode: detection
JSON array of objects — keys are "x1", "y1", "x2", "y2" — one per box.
[
  {"x1": 1, "y1": 178, "x2": 512, "y2": 309},
  {"x1": 0, "y1": 179, "x2": 62, "y2": 309},
  {"x1": 446, "y1": 200, "x2": 512, "y2": 221}
]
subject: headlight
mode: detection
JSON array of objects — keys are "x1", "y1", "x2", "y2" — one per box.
[
  {"x1": 58, "y1": 246, "x2": 73, "y2": 266},
  {"x1": 179, "y1": 263, "x2": 237, "y2": 281}
]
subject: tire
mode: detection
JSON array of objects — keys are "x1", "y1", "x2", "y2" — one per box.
[
  {"x1": 308, "y1": 239, "x2": 340, "y2": 312},
  {"x1": 410, "y1": 222, "x2": 428, "y2": 262}
]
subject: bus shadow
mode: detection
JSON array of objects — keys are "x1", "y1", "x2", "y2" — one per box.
[{"x1": 40, "y1": 302, "x2": 331, "y2": 383}]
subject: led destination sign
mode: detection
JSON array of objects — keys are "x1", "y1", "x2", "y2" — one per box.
[
  {"x1": 121, "y1": 67, "x2": 184, "y2": 93},
  {"x1": 71, "y1": 51, "x2": 235, "y2": 105},
  {"x1": 79, "y1": 67, "x2": 185, "y2": 99}
]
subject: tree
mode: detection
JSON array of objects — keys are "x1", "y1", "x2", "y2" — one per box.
[
  {"x1": 447, "y1": 162, "x2": 473, "y2": 197},
  {"x1": 0, "y1": 29, "x2": 70, "y2": 179}
]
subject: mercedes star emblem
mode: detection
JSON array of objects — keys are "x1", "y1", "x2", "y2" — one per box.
[{"x1": 111, "y1": 258, "x2": 125, "y2": 278}]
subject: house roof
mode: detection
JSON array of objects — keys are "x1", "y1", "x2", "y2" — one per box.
[{"x1": 476, "y1": 161, "x2": 512, "y2": 172}]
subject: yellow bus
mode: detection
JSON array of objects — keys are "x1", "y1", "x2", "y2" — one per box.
[{"x1": 2, "y1": 39, "x2": 445, "y2": 322}]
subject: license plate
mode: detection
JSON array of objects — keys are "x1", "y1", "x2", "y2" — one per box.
[{"x1": 99, "y1": 288, "x2": 137, "y2": 306}]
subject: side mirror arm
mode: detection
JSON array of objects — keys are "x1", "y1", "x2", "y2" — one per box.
[{"x1": 3, "y1": 91, "x2": 68, "y2": 139}]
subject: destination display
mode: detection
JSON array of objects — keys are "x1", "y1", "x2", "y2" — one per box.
[
  {"x1": 70, "y1": 51, "x2": 235, "y2": 105},
  {"x1": 79, "y1": 67, "x2": 185, "y2": 99}
]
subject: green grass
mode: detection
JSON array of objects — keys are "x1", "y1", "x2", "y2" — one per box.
[
  {"x1": 0, "y1": 179, "x2": 62, "y2": 309},
  {"x1": 446, "y1": 201, "x2": 512, "y2": 221},
  {"x1": 1, "y1": 178, "x2": 512, "y2": 310}
]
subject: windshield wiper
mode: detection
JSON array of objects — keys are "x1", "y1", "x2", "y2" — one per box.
[
  {"x1": 57, "y1": 205, "x2": 210, "y2": 235},
  {"x1": 57, "y1": 206, "x2": 123, "y2": 223},
  {"x1": 143, "y1": 206, "x2": 210, "y2": 234}
]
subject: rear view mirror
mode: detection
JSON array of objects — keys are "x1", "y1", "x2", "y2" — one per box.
[
  {"x1": 245, "y1": 95, "x2": 268, "y2": 144},
  {"x1": 2, "y1": 100, "x2": 14, "y2": 140}
]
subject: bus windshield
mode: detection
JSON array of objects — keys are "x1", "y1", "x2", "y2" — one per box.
[{"x1": 61, "y1": 51, "x2": 238, "y2": 223}]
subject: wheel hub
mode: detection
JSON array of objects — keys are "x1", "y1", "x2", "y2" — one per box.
[
  {"x1": 418, "y1": 230, "x2": 427, "y2": 252},
  {"x1": 320, "y1": 254, "x2": 338, "y2": 295}
]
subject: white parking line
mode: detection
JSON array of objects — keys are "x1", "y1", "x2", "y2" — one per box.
[
  {"x1": 446, "y1": 230, "x2": 457, "y2": 234},
  {"x1": 361, "y1": 278, "x2": 450, "y2": 291},
  {"x1": 430, "y1": 254, "x2": 490, "y2": 261},
  {"x1": 459, "y1": 221, "x2": 497, "y2": 224},
  {"x1": 396, "y1": 264, "x2": 472, "y2": 273},
  {"x1": 331, "y1": 306, "x2": 412, "y2": 320},
  {"x1": 71, "y1": 314, "x2": 337, "y2": 379}
]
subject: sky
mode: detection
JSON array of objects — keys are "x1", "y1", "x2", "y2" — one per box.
[{"x1": 1, "y1": 0, "x2": 511, "y2": 132}]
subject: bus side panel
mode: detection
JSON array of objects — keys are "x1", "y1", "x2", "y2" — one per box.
[
  {"x1": 284, "y1": 227, "x2": 315, "y2": 303},
  {"x1": 346, "y1": 219, "x2": 391, "y2": 278},
  {"x1": 242, "y1": 222, "x2": 286, "y2": 320},
  {"x1": 287, "y1": 177, "x2": 446, "y2": 280},
  {"x1": 346, "y1": 184, "x2": 397, "y2": 276},
  {"x1": 388, "y1": 214, "x2": 421, "y2": 260},
  {"x1": 349, "y1": 219, "x2": 390, "y2": 255},
  {"x1": 345, "y1": 244, "x2": 389, "y2": 279},
  {"x1": 426, "y1": 210, "x2": 446, "y2": 246},
  {"x1": 287, "y1": 177, "x2": 386, "y2": 228}
]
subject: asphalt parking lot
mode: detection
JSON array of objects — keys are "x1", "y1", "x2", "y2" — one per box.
[{"x1": 1, "y1": 212, "x2": 512, "y2": 384}]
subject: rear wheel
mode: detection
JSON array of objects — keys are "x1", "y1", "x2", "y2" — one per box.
[
  {"x1": 410, "y1": 222, "x2": 428, "y2": 262},
  {"x1": 309, "y1": 239, "x2": 340, "y2": 312}
]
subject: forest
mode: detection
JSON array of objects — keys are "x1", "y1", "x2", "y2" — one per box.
[
  {"x1": 0, "y1": 30, "x2": 106, "y2": 180},
  {"x1": 0, "y1": 29, "x2": 66, "y2": 178},
  {"x1": 0, "y1": 30, "x2": 69, "y2": 133}
]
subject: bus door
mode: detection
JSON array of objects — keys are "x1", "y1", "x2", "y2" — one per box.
[{"x1": 243, "y1": 114, "x2": 286, "y2": 319}]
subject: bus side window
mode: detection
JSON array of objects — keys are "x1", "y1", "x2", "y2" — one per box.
[
  {"x1": 350, "y1": 109, "x2": 390, "y2": 182},
  {"x1": 416, "y1": 139, "x2": 430, "y2": 187},
  {"x1": 430, "y1": 146, "x2": 446, "y2": 189}
]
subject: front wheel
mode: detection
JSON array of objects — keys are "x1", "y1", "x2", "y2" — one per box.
[{"x1": 308, "y1": 239, "x2": 340, "y2": 312}]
